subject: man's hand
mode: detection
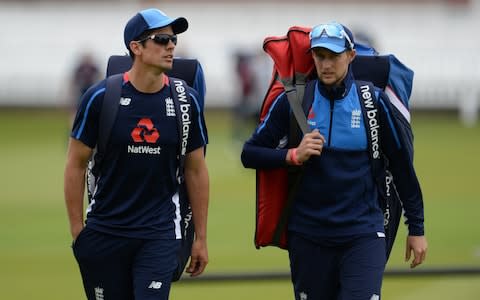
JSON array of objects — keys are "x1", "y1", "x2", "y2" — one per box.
[
  {"x1": 184, "y1": 147, "x2": 209, "y2": 277},
  {"x1": 405, "y1": 235, "x2": 428, "y2": 268},
  {"x1": 71, "y1": 223, "x2": 84, "y2": 241},
  {"x1": 295, "y1": 129, "x2": 326, "y2": 163},
  {"x1": 64, "y1": 138, "x2": 92, "y2": 243},
  {"x1": 186, "y1": 238, "x2": 208, "y2": 277}
]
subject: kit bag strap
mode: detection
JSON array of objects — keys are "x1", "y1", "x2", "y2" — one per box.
[{"x1": 169, "y1": 77, "x2": 192, "y2": 183}]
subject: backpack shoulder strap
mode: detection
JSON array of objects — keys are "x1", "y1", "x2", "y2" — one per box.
[
  {"x1": 288, "y1": 79, "x2": 316, "y2": 147},
  {"x1": 272, "y1": 79, "x2": 316, "y2": 245},
  {"x1": 356, "y1": 80, "x2": 403, "y2": 260},
  {"x1": 355, "y1": 80, "x2": 383, "y2": 180},
  {"x1": 168, "y1": 76, "x2": 197, "y2": 281},
  {"x1": 284, "y1": 82, "x2": 309, "y2": 136},
  {"x1": 98, "y1": 73, "x2": 123, "y2": 156},
  {"x1": 302, "y1": 80, "x2": 316, "y2": 116},
  {"x1": 169, "y1": 77, "x2": 192, "y2": 182},
  {"x1": 88, "y1": 73, "x2": 123, "y2": 202}
]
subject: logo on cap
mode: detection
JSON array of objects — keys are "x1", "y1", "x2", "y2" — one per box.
[{"x1": 320, "y1": 29, "x2": 329, "y2": 38}]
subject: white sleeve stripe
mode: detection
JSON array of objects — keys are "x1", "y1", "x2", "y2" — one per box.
[{"x1": 385, "y1": 85, "x2": 411, "y2": 123}]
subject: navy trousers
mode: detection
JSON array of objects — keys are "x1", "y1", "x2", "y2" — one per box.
[
  {"x1": 288, "y1": 232, "x2": 386, "y2": 300},
  {"x1": 72, "y1": 227, "x2": 181, "y2": 300}
]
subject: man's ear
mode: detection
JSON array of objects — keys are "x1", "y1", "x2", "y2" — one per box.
[
  {"x1": 348, "y1": 49, "x2": 357, "y2": 63},
  {"x1": 129, "y1": 41, "x2": 142, "y2": 56}
]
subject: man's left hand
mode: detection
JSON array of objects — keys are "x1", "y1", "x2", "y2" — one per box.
[{"x1": 405, "y1": 235, "x2": 428, "y2": 268}]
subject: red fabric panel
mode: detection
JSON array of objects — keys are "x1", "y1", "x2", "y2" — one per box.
[
  {"x1": 263, "y1": 36, "x2": 294, "y2": 81},
  {"x1": 255, "y1": 26, "x2": 314, "y2": 250},
  {"x1": 255, "y1": 169, "x2": 288, "y2": 249},
  {"x1": 287, "y1": 26, "x2": 315, "y2": 76}
]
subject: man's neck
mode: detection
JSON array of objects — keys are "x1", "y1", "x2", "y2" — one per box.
[
  {"x1": 319, "y1": 70, "x2": 352, "y2": 100},
  {"x1": 127, "y1": 65, "x2": 166, "y2": 93}
]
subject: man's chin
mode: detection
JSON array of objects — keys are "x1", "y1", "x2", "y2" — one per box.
[
  {"x1": 321, "y1": 77, "x2": 336, "y2": 86},
  {"x1": 157, "y1": 59, "x2": 172, "y2": 67},
  {"x1": 153, "y1": 62, "x2": 172, "y2": 74},
  {"x1": 163, "y1": 62, "x2": 173, "y2": 72}
]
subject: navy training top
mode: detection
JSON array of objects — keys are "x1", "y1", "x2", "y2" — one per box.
[
  {"x1": 71, "y1": 73, "x2": 208, "y2": 240},
  {"x1": 241, "y1": 70, "x2": 424, "y2": 239}
]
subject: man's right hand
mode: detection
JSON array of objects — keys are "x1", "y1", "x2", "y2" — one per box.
[{"x1": 295, "y1": 129, "x2": 326, "y2": 163}]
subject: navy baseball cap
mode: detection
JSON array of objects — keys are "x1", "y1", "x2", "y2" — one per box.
[
  {"x1": 309, "y1": 21, "x2": 354, "y2": 53},
  {"x1": 124, "y1": 8, "x2": 188, "y2": 50}
]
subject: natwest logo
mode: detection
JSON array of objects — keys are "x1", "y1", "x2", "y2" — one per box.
[{"x1": 131, "y1": 118, "x2": 159, "y2": 143}]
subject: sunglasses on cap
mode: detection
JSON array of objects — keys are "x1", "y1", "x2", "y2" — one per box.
[
  {"x1": 310, "y1": 23, "x2": 354, "y2": 50},
  {"x1": 137, "y1": 33, "x2": 178, "y2": 46}
]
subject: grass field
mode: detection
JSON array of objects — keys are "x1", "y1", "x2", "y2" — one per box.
[{"x1": 0, "y1": 109, "x2": 479, "y2": 299}]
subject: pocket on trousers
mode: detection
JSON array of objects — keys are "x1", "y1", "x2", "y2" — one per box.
[{"x1": 71, "y1": 226, "x2": 89, "y2": 250}]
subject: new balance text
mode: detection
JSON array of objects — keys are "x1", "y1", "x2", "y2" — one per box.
[
  {"x1": 174, "y1": 80, "x2": 191, "y2": 155},
  {"x1": 360, "y1": 85, "x2": 380, "y2": 159}
]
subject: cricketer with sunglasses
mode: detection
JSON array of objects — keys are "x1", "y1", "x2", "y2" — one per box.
[
  {"x1": 64, "y1": 8, "x2": 209, "y2": 300},
  {"x1": 242, "y1": 21, "x2": 427, "y2": 299}
]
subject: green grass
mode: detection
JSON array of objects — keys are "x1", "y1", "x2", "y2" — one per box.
[{"x1": 0, "y1": 109, "x2": 479, "y2": 299}]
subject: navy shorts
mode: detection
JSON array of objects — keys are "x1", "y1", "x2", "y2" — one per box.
[
  {"x1": 72, "y1": 227, "x2": 181, "y2": 300},
  {"x1": 288, "y1": 232, "x2": 386, "y2": 300}
]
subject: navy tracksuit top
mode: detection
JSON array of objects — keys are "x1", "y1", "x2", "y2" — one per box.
[{"x1": 241, "y1": 70, "x2": 424, "y2": 239}]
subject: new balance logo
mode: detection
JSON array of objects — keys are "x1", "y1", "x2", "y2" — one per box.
[
  {"x1": 148, "y1": 281, "x2": 163, "y2": 289},
  {"x1": 120, "y1": 97, "x2": 131, "y2": 106},
  {"x1": 165, "y1": 97, "x2": 175, "y2": 117},
  {"x1": 174, "y1": 80, "x2": 191, "y2": 156},
  {"x1": 360, "y1": 85, "x2": 380, "y2": 159}
]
